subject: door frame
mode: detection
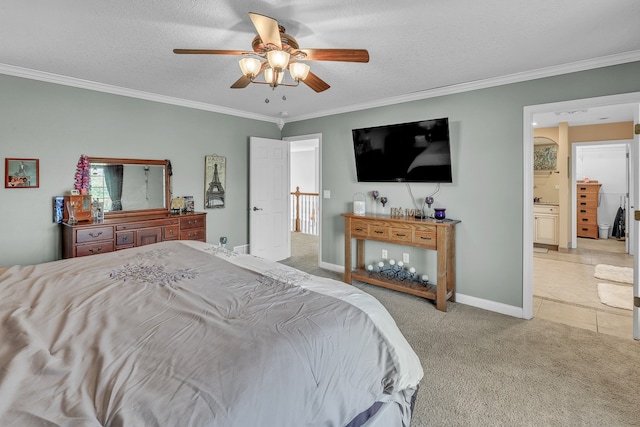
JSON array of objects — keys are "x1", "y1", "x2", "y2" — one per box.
[
  {"x1": 522, "y1": 91, "x2": 640, "y2": 323},
  {"x1": 571, "y1": 140, "x2": 632, "y2": 252},
  {"x1": 283, "y1": 133, "x2": 323, "y2": 266}
]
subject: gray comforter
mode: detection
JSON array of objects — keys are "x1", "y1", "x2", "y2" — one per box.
[{"x1": 0, "y1": 240, "x2": 422, "y2": 426}]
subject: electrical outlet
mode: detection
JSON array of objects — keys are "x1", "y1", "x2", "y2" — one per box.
[
  {"x1": 403, "y1": 253, "x2": 410, "y2": 263},
  {"x1": 382, "y1": 249, "x2": 388, "y2": 259}
]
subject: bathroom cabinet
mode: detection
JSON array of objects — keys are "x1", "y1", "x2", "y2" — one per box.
[{"x1": 534, "y1": 205, "x2": 558, "y2": 245}]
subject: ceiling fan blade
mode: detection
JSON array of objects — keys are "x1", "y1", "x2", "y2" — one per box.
[
  {"x1": 173, "y1": 49, "x2": 251, "y2": 55},
  {"x1": 230, "y1": 75, "x2": 252, "y2": 89},
  {"x1": 298, "y1": 48, "x2": 369, "y2": 63},
  {"x1": 302, "y1": 71, "x2": 330, "y2": 93},
  {"x1": 249, "y1": 12, "x2": 282, "y2": 48}
]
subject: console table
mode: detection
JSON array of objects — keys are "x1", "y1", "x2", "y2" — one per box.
[{"x1": 342, "y1": 213, "x2": 460, "y2": 312}]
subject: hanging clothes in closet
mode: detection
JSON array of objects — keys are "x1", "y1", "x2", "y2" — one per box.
[{"x1": 611, "y1": 196, "x2": 625, "y2": 240}]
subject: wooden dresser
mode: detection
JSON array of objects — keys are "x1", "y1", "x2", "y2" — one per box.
[
  {"x1": 342, "y1": 213, "x2": 460, "y2": 312},
  {"x1": 62, "y1": 212, "x2": 206, "y2": 258},
  {"x1": 576, "y1": 182, "x2": 601, "y2": 239}
]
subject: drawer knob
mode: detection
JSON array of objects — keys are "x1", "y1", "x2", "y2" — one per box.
[
  {"x1": 396, "y1": 233, "x2": 407, "y2": 237},
  {"x1": 89, "y1": 247, "x2": 103, "y2": 254},
  {"x1": 89, "y1": 231, "x2": 103, "y2": 238},
  {"x1": 374, "y1": 230, "x2": 384, "y2": 234},
  {"x1": 420, "y1": 236, "x2": 432, "y2": 241},
  {"x1": 169, "y1": 230, "x2": 174, "y2": 235},
  {"x1": 122, "y1": 236, "x2": 128, "y2": 242}
]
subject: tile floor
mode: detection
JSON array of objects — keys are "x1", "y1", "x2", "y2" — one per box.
[{"x1": 533, "y1": 237, "x2": 635, "y2": 340}]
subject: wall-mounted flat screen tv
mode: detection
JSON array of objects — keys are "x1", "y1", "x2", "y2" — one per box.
[{"x1": 352, "y1": 118, "x2": 452, "y2": 183}]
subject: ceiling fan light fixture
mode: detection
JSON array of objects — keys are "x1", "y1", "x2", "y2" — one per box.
[
  {"x1": 264, "y1": 67, "x2": 284, "y2": 86},
  {"x1": 239, "y1": 57, "x2": 261, "y2": 79},
  {"x1": 289, "y1": 62, "x2": 310, "y2": 81},
  {"x1": 266, "y1": 50, "x2": 290, "y2": 71}
]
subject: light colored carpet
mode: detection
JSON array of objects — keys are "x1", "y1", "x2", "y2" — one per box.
[
  {"x1": 594, "y1": 264, "x2": 633, "y2": 284},
  {"x1": 597, "y1": 283, "x2": 633, "y2": 310},
  {"x1": 280, "y1": 233, "x2": 640, "y2": 426}
]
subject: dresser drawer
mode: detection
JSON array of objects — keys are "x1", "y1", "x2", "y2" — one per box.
[
  {"x1": 577, "y1": 223, "x2": 599, "y2": 238},
  {"x1": 413, "y1": 230, "x2": 437, "y2": 249},
  {"x1": 390, "y1": 227, "x2": 412, "y2": 242},
  {"x1": 577, "y1": 199, "x2": 598, "y2": 210},
  {"x1": 577, "y1": 184, "x2": 601, "y2": 194},
  {"x1": 181, "y1": 215, "x2": 205, "y2": 230},
  {"x1": 116, "y1": 231, "x2": 134, "y2": 246},
  {"x1": 577, "y1": 192, "x2": 598, "y2": 203},
  {"x1": 180, "y1": 228, "x2": 205, "y2": 241},
  {"x1": 163, "y1": 225, "x2": 180, "y2": 240},
  {"x1": 76, "y1": 241, "x2": 115, "y2": 257},
  {"x1": 351, "y1": 220, "x2": 369, "y2": 238},
  {"x1": 369, "y1": 225, "x2": 390, "y2": 240},
  {"x1": 76, "y1": 226, "x2": 114, "y2": 243},
  {"x1": 577, "y1": 213, "x2": 597, "y2": 225}
]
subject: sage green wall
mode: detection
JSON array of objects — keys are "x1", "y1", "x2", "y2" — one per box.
[
  {"x1": 282, "y1": 61, "x2": 640, "y2": 308},
  {"x1": 0, "y1": 74, "x2": 280, "y2": 267}
]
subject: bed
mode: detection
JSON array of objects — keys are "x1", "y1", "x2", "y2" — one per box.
[{"x1": 0, "y1": 240, "x2": 423, "y2": 426}]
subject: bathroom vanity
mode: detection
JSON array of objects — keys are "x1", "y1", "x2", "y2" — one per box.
[{"x1": 534, "y1": 204, "x2": 559, "y2": 246}]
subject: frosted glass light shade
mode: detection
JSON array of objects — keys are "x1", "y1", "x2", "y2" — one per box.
[
  {"x1": 264, "y1": 68, "x2": 284, "y2": 85},
  {"x1": 239, "y1": 58, "x2": 261, "y2": 77},
  {"x1": 289, "y1": 62, "x2": 310, "y2": 80},
  {"x1": 266, "y1": 50, "x2": 290, "y2": 70}
]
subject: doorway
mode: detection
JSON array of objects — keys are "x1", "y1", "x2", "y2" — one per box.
[
  {"x1": 284, "y1": 134, "x2": 322, "y2": 267},
  {"x1": 523, "y1": 92, "x2": 640, "y2": 340}
]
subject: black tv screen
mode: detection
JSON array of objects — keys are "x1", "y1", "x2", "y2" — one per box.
[{"x1": 352, "y1": 118, "x2": 452, "y2": 183}]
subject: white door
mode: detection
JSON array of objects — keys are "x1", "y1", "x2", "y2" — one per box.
[
  {"x1": 249, "y1": 137, "x2": 290, "y2": 261},
  {"x1": 632, "y1": 106, "x2": 640, "y2": 340}
]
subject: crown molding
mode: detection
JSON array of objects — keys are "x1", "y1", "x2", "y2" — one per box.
[
  {"x1": 0, "y1": 63, "x2": 278, "y2": 124},
  {"x1": 2, "y1": 50, "x2": 639, "y2": 126},
  {"x1": 287, "y1": 50, "x2": 640, "y2": 123}
]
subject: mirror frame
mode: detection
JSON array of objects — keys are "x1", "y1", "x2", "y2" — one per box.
[{"x1": 88, "y1": 157, "x2": 171, "y2": 219}]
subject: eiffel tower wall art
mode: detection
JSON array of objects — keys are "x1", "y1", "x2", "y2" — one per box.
[{"x1": 204, "y1": 155, "x2": 226, "y2": 209}]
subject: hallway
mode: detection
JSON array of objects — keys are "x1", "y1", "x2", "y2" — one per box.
[{"x1": 533, "y1": 238, "x2": 634, "y2": 340}]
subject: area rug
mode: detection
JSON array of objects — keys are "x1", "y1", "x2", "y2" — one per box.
[
  {"x1": 597, "y1": 283, "x2": 633, "y2": 310},
  {"x1": 594, "y1": 264, "x2": 633, "y2": 284}
]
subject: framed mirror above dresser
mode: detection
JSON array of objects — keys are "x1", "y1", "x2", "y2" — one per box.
[
  {"x1": 88, "y1": 157, "x2": 170, "y2": 218},
  {"x1": 61, "y1": 157, "x2": 206, "y2": 258}
]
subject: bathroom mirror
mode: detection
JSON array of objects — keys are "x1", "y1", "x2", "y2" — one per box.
[
  {"x1": 88, "y1": 157, "x2": 170, "y2": 218},
  {"x1": 533, "y1": 137, "x2": 558, "y2": 171}
]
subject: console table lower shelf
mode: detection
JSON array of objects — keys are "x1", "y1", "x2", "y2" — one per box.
[
  {"x1": 342, "y1": 213, "x2": 460, "y2": 312},
  {"x1": 349, "y1": 269, "x2": 453, "y2": 302}
]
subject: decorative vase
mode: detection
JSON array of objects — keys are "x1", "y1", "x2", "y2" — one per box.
[{"x1": 434, "y1": 208, "x2": 446, "y2": 221}]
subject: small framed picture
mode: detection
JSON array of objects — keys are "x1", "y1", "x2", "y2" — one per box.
[{"x1": 5, "y1": 158, "x2": 39, "y2": 188}]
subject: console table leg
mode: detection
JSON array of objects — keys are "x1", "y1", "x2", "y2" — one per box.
[{"x1": 344, "y1": 218, "x2": 352, "y2": 284}]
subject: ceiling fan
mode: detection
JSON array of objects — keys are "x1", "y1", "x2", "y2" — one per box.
[{"x1": 173, "y1": 12, "x2": 369, "y2": 93}]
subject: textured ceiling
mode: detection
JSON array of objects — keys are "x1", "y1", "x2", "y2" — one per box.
[{"x1": 1, "y1": 0, "x2": 639, "y2": 125}]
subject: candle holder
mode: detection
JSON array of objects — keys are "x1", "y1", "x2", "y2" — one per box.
[
  {"x1": 434, "y1": 208, "x2": 446, "y2": 221},
  {"x1": 366, "y1": 260, "x2": 417, "y2": 282}
]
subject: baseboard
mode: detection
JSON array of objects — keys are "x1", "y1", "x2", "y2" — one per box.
[
  {"x1": 454, "y1": 293, "x2": 524, "y2": 318},
  {"x1": 233, "y1": 244, "x2": 249, "y2": 254},
  {"x1": 319, "y1": 261, "x2": 344, "y2": 273},
  {"x1": 320, "y1": 261, "x2": 524, "y2": 318}
]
